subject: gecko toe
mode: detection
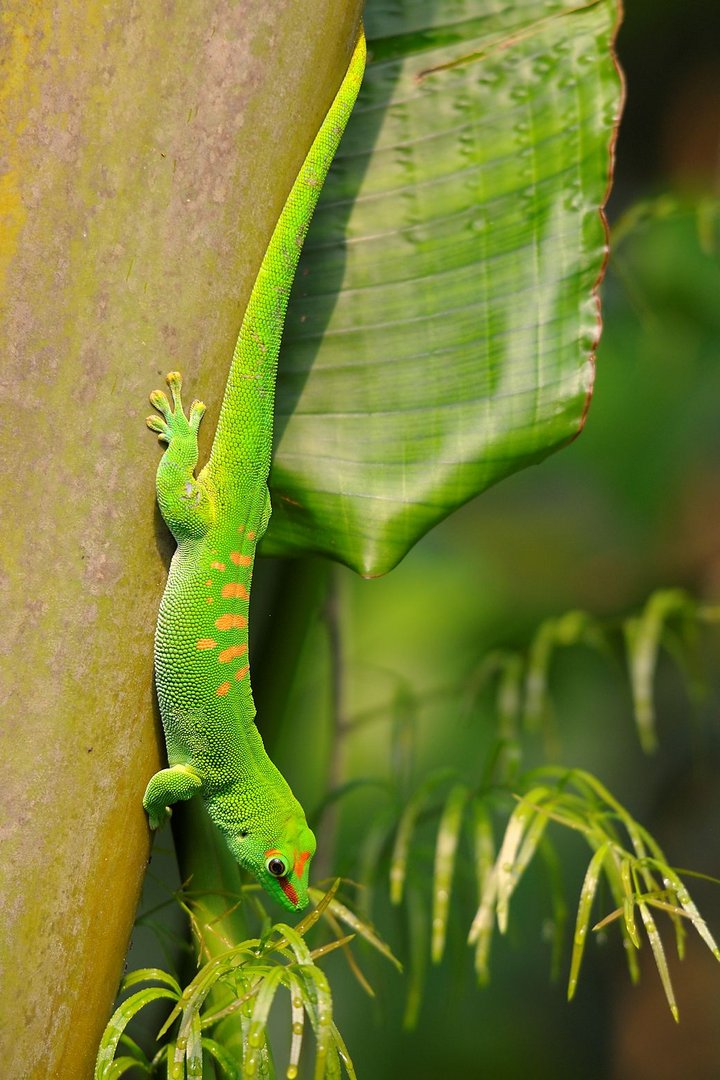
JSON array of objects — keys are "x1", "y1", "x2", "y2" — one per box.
[
  {"x1": 189, "y1": 399, "x2": 207, "y2": 433},
  {"x1": 166, "y1": 371, "x2": 184, "y2": 410},
  {"x1": 149, "y1": 388, "x2": 171, "y2": 416}
]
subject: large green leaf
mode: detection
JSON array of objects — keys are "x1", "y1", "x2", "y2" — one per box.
[{"x1": 266, "y1": 0, "x2": 623, "y2": 575}]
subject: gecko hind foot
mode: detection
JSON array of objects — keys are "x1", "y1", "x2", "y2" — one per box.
[{"x1": 147, "y1": 370, "x2": 206, "y2": 445}]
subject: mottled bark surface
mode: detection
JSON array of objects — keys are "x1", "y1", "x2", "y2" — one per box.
[{"x1": 0, "y1": 2, "x2": 362, "y2": 1075}]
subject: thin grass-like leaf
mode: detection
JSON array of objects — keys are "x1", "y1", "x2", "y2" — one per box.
[
  {"x1": 639, "y1": 863, "x2": 687, "y2": 961},
  {"x1": 390, "y1": 769, "x2": 456, "y2": 904},
  {"x1": 322, "y1": 908, "x2": 375, "y2": 996},
  {"x1": 293, "y1": 878, "x2": 341, "y2": 939},
  {"x1": 538, "y1": 836, "x2": 567, "y2": 983},
  {"x1": 158, "y1": 945, "x2": 257, "y2": 1040},
  {"x1": 591, "y1": 906, "x2": 625, "y2": 933},
  {"x1": 95, "y1": 987, "x2": 179, "y2": 1079},
  {"x1": 403, "y1": 885, "x2": 428, "y2": 1030},
  {"x1": 185, "y1": 1007, "x2": 203, "y2": 1079},
  {"x1": 641, "y1": 898, "x2": 688, "y2": 919},
  {"x1": 431, "y1": 783, "x2": 469, "y2": 963},
  {"x1": 469, "y1": 866, "x2": 497, "y2": 984},
  {"x1": 468, "y1": 651, "x2": 523, "y2": 783},
  {"x1": 495, "y1": 786, "x2": 552, "y2": 932},
  {"x1": 549, "y1": 767, "x2": 650, "y2": 861},
  {"x1": 299, "y1": 966, "x2": 333, "y2": 1080},
  {"x1": 314, "y1": 892, "x2": 402, "y2": 972},
  {"x1": 331, "y1": 1021, "x2": 357, "y2": 1080},
  {"x1": 514, "y1": 803, "x2": 553, "y2": 881},
  {"x1": 117, "y1": 1033, "x2": 151, "y2": 1067},
  {"x1": 568, "y1": 842, "x2": 610, "y2": 1001},
  {"x1": 273, "y1": 923, "x2": 314, "y2": 966},
  {"x1": 524, "y1": 611, "x2": 608, "y2": 730},
  {"x1": 105, "y1": 1058, "x2": 150, "y2": 1080},
  {"x1": 121, "y1": 967, "x2": 182, "y2": 996},
  {"x1": 598, "y1": 850, "x2": 641, "y2": 986},
  {"x1": 637, "y1": 901, "x2": 679, "y2": 1022},
  {"x1": 286, "y1": 972, "x2": 306, "y2": 1080},
  {"x1": 202, "y1": 979, "x2": 264, "y2": 1033},
  {"x1": 310, "y1": 934, "x2": 356, "y2": 962},
  {"x1": 241, "y1": 1022, "x2": 275, "y2": 1080},
  {"x1": 471, "y1": 798, "x2": 495, "y2": 899},
  {"x1": 150, "y1": 1044, "x2": 170, "y2": 1073},
  {"x1": 658, "y1": 864, "x2": 720, "y2": 960},
  {"x1": 620, "y1": 857, "x2": 640, "y2": 949},
  {"x1": 246, "y1": 967, "x2": 287, "y2": 1059},
  {"x1": 201, "y1": 1037, "x2": 242, "y2": 1079},
  {"x1": 624, "y1": 588, "x2": 693, "y2": 752}
]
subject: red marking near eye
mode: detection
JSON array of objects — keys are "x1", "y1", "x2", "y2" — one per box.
[
  {"x1": 280, "y1": 878, "x2": 299, "y2": 906},
  {"x1": 294, "y1": 850, "x2": 311, "y2": 878},
  {"x1": 230, "y1": 551, "x2": 252, "y2": 566},
  {"x1": 221, "y1": 582, "x2": 249, "y2": 599},
  {"x1": 264, "y1": 848, "x2": 281, "y2": 857}
]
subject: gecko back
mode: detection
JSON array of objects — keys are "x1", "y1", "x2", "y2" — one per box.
[{"x1": 142, "y1": 27, "x2": 367, "y2": 912}]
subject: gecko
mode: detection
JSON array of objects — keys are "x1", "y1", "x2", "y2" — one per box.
[{"x1": 142, "y1": 27, "x2": 366, "y2": 912}]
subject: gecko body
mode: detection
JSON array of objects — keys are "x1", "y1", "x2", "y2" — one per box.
[{"x1": 143, "y1": 28, "x2": 366, "y2": 911}]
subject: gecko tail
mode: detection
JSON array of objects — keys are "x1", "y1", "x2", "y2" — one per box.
[{"x1": 205, "y1": 25, "x2": 367, "y2": 486}]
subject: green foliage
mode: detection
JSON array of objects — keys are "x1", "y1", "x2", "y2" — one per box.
[
  {"x1": 266, "y1": 0, "x2": 623, "y2": 574},
  {"x1": 96, "y1": 883, "x2": 398, "y2": 1080},
  {"x1": 342, "y1": 589, "x2": 720, "y2": 1026},
  {"x1": 104, "y1": 584, "x2": 720, "y2": 1072},
  {"x1": 469, "y1": 588, "x2": 720, "y2": 755},
  {"x1": 480, "y1": 768, "x2": 720, "y2": 1022}
]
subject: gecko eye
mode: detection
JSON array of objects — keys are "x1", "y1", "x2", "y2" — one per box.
[
  {"x1": 239, "y1": 831, "x2": 248, "y2": 839},
  {"x1": 266, "y1": 856, "x2": 287, "y2": 878}
]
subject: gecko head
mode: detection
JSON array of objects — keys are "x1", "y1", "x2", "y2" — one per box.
[{"x1": 226, "y1": 816, "x2": 317, "y2": 913}]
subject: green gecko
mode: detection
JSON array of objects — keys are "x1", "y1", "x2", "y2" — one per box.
[{"x1": 142, "y1": 28, "x2": 366, "y2": 912}]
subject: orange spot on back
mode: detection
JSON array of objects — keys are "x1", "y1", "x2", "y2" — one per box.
[
  {"x1": 218, "y1": 644, "x2": 248, "y2": 663},
  {"x1": 221, "y1": 582, "x2": 249, "y2": 599},
  {"x1": 235, "y1": 665, "x2": 250, "y2": 681},
  {"x1": 205, "y1": 580, "x2": 213, "y2": 587},
  {"x1": 215, "y1": 613, "x2": 248, "y2": 630},
  {"x1": 206, "y1": 597, "x2": 214, "y2": 604},
  {"x1": 216, "y1": 681, "x2": 231, "y2": 696},
  {"x1": 196, "y1": 638, "x2": 217, "y2": 650},
  {"x1": 210, "y1": 561, "x2": 226, "y2": 571},
  {"x1": 230, "y1": 551, "x2": 252, "y2": 566},
  {"x1": 237, "y1": 524, "x2": 245, "y2": 533},
  {"x1": 247, "y1": 530, "x2": 256, "y2": 541}
]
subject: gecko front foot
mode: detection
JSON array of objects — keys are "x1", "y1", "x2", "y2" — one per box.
[
  {"x1": 143, "y1": 763, "x2": 203, "y2": 830},
  {"x1": 147, "y1": 370, "x2": 206, "y2": 445},
  {"x1": 148, "y1": 371, "x2": 215, "y2": 540}
]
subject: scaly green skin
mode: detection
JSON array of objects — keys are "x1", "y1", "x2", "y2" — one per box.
[{"x1": 143, "y1": 29, "x2": 366, "y2": 912}]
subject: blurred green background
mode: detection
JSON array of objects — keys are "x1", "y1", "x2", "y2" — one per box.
[{"x1": 130, "y1": 2, "x2": 720, "y2": 1078}]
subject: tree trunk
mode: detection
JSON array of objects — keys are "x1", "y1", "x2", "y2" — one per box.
[{"x1": 0, "y1": 2, "x2": 362, "y2": 1075}]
